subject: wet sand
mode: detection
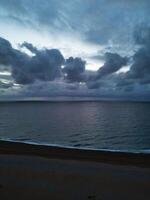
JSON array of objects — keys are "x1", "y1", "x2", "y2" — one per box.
[{"x1": 0, "y1": 140, "x2": 150, "y2": 200}]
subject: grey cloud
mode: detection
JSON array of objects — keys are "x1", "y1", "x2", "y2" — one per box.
[
  {"x1": 79, "y1": 52, "x2": 128, "y2": 89},
  {"x1": 0, "y1": 0, "x2": 69, "y2": 31},
  {"x1": 12, "y1": 48, "x2": 64, "y2": 84},
  {"x1": 89, "y1": 53, "x2": 104, "y2": 61},
  {"x1": 1, "y1": 1, "x2": 150, "y2": 100},
  {"x1": 101, "y1": 24, "x2": 150, "y2": 93},
  {"x1": 1, "y1": 19, "x2": 150, "y2": 99},
  {"x1": 76, "y1": 0, "x2": 150, "y2": 45},
  {"x1": 20, "y1": 42, "x2": 38, "y2": 54},
  {"x1": 0, "y1": 37, "x2": 64, "y2": 84},
  {"x1": 127, "y1": 48, "x2": 150, "y2": 80},
  {"x1": 134, "y1": 23, "x2": 150, "y2": 45},
  {"x1": 96, "y1": 53, "x2": 128, "y2": 79},
  {"x1": 0, "y1": 37, "x2": 14, "y2": 66},
  {"x1": 93, "y1": 22, "x2": 150, "y2": 92},
  {"x1": 63, "y1": 57, "x2": 86, "y2": 82},
  {"x1": 126, "y1": 24, "x2": 150, "y2": 84},
  {"x1": 0, "y1": 81, "x2": 13, "y2": 89},
  {"x1": 0, "y1": 32, "x2": 149, "y2": 100},
  {"x1": 1, "y1": 0, "x2": 150, "y2": 47},
  {"x1": 86, "y1": 53, "x2": 128, "y2": 90},
  {"x1": 86, "y1": 81, "x2": 102, "y2": 89},
  {"x1": 66, "y1": 83, "x2": 79, "y2": 90}
]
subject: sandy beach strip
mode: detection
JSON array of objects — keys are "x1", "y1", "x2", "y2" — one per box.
[
  {"x1": 0, "y1": 140, "x2": 150, "y2": 167},
  {"x1": 0, "y1": 140, "x2": 150, "y2": 200}
]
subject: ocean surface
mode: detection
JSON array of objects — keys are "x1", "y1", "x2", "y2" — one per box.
[{"x1": 0, "y1": 101, "x2": 150, "y2": 152}]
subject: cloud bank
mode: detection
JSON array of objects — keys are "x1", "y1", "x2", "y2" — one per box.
[
  {"x1": 0, "y1": 25, "x2": 150, "y2": 100},
  {"x1": 0, "y1": 1, "x2": 150, "y2": 100}
]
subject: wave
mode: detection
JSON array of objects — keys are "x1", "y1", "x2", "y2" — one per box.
[{"x1": 0, "y1": 137, "x2": 150, "y2": 155}]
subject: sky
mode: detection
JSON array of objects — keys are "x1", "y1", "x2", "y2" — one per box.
[{"x1": 0, "y1": 0, "x2": 150, "y2": 100}]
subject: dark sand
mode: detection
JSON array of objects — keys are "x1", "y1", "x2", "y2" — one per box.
[{"x1": 0, "y1": 140, "x2": 150, "y2": 200}]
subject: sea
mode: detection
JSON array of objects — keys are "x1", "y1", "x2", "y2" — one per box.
[{"x1": 0, "y1": 101, "x2": 150, "y2": 152}]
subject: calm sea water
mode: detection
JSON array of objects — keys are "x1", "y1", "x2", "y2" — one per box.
[{"x1": 0, "y1": 101, "x2": 150, "y2": 151}]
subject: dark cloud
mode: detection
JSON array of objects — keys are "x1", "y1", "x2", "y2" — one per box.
[
  {"x1": 86, "y1": 81, "x2": 101, "y2": 89},
  {"x1": 86, "y1": 53, "x2": 128, "y2": 89},
  {"x1": 20, "y1": 42, "x2": 38, "y2": 54},
  {"x1": 1, "y1": 0, "x2": 150, "y2": 100},
  {"x1": 62, "y1": 52, "x2": 128, "y2": 90},
  {"x1": 96, "y1": 53, "x2": 128, "y2": 79},
  {"x1": 93, "y1": 23, "x2": 150, "y2": 93},
  {"x1": 0, "y1": 37, "x2": 14, "y2": 66},
  {"x1": 126, "y1": 24, "x2": 150, "y2": 84},
  {"x1": 127, "y1": 48, "x2": 150, "y2": 80},
  {"x1": 13, "y1": 48, "x2": 64, "y2": 84},
  {"x1": 134, "y1": 23, "x2": 150, "y2": 45},
  {"x1": 63, "y1": 57, "x2": 86, "y2": 82},
  {"x1": 1, "y1": 20, "x2": 150, "y2": 99},
  {"x1": 0, "y1": 37, "x2": 64, "y2": 84},
  {"x1": 98, "y1": 24, "x2": 150, "y2": 94}
]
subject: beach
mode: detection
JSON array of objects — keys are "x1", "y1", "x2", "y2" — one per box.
[{"x1": 0, "y1": 140, "x2": 150, "y2": 200}]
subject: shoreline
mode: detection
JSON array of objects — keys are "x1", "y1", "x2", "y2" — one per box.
[
  {"x1": 0, "y1": 140, "x2": 150, "y2": 168},
  {"x1": 0, "y1": 140, "x2": 150, "y2": 199}
]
